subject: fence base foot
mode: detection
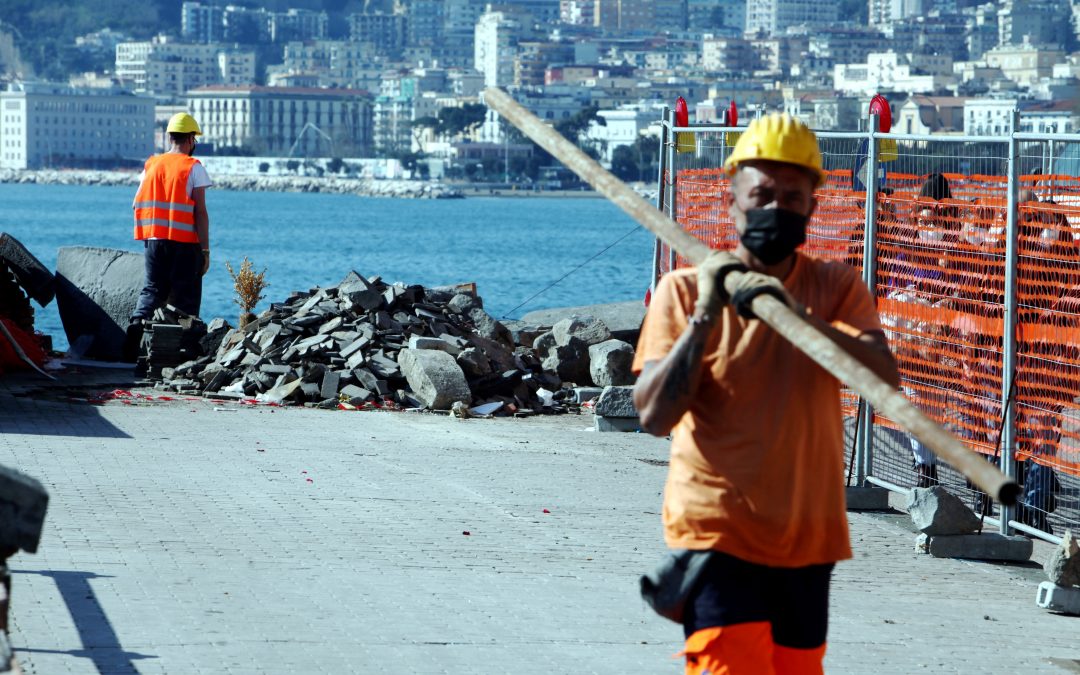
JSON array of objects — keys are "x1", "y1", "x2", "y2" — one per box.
[
  {"x1": 845, "y1": 486, "x2": 890, "y2": 511},
  {"x1": 1036, "y1": 581, "x2": 1080, "y2": 615},
  {"x1": 916, "y1": 533, "x2": 1033, "y2": 561}
]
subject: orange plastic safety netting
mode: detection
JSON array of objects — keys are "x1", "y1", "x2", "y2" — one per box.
[{"x1": 660, "y1": 167, "x2": 1080, "y2": 479}]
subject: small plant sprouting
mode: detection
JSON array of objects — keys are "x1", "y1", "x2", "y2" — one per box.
[{"x1": 225, "y1": 257, "x2": 269, "y2": 329}]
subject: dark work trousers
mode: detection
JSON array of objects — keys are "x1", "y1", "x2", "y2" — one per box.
[
  {"x1": 684, "y1": 551, "x2": 834, "y2": 649},
  {"x1": 132, "y1": 240, "x2": 203, "y2": 320}
]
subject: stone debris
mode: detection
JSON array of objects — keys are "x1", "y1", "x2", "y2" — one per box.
[
  {"x1": 144, "y1": 272, "x2": 639, "y2": 414},
  {"x1": 593, "y1": 384, "x2": 641, "y2": 432},
  {"x1": 1044, "y1": 529, "x2": 1080, "y2": 588},
  {"x1": 589, "y1": 339, "x2": 635, "y2": 387},
  {"x1": 906, "y1": 486, "x2": 983, "y2": 536}
]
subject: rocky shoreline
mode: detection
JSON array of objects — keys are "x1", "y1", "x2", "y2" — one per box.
[{"x1": 0, "y1": 169, "x2": 464, "y2": 199}]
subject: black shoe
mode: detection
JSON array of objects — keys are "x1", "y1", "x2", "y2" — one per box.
[
  {"x1": 122, "y1": 321, "x2": 144, "y2": 363},
  {"x1": 915, "y1": 462, "x2": 937, "y2": 489}
]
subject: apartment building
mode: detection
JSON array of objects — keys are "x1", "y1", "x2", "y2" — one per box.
[{"x1": 0, "y1": 82, "x2": 154, "y2": 169}]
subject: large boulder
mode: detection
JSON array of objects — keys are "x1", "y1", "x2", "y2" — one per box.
[
  {"x1": 906, "y1": 486, "x2": 982, "y2": 536},
  {"x1": 0, "y1": 232, "x2": 54, "y2": 306},
  {"x1": 397, "y1": 348, "x2": 471, "y2": 410},
  {"x1": 594, "y1": 385, "x2": 638, "y2": 418},
  {"x1": 553, "y1": 315, "x2": 611, "y2": 347},
  {"x1": 468, "y1": 307, "x2": 513, "y2": 347},
  {"x1": 522, "y1": 301, "x2": 646, "y2": 344},
  {"x1": 55, "y1": 246, "x2": 143, "y2": 361},
  {"x1": 541, "y1": 337, "x2": 590, "y2": 385},
  {"x1": 589, "y1": 339, "x2": 635, "y2": 387}
]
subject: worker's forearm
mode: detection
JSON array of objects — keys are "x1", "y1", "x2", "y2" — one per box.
[
  {"x1": 808, "y1": 316, "x2": 901, "y2": 389},
  {"x1": 195, "y1": 210, "x2": 209, "y2": 249},
  {"x1": 633, "y1": 314, "x2": 715, "y2": 436}
]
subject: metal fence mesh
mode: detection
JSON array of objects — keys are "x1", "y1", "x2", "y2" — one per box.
[{"x1": 657, "y1": 124, "x2": 1080, "y2": 541}]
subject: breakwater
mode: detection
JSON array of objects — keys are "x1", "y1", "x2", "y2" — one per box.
[{"x1": 0, "y1": 169, "x2": 464, "y2": 199}]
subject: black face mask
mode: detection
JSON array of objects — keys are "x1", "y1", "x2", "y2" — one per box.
[{"x1": 739, "y1": 208, "x2": 808, "y2": 265}]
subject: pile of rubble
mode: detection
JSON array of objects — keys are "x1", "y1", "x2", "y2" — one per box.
[{"x1": 146, "y1": 272, "x2": 638, "y2": 415}]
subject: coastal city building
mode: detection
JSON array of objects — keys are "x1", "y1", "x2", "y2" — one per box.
[
  {"x1": 185, "y1": 85, "x2": 373, "y2": 157},
  {"x1": 115, "y1": 35, "x2": 256, "y2": 99},
  {"x1": 0, "y1": 82, "x2": 154, "y2": 170}
]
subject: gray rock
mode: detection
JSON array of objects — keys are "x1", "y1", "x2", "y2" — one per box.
[
  {"x1": 447, "y1": 293, "x2": 481, "y2": 314},
  {"x1": 319, "y1": 370, "x2": 341, "y2": 400},
  {"x1": 916, "y1": 533, "x2": 1033, "y2": 561},
  {"x1": 522, "y1": 301, "x2": 646, "y2": 344},
  {"x1": 553, "y1": 315, "x2": 612, "y2": 347},
  {"x1": 0, "y1": 232, "x2": 54, "y2": 306},
  {"x1": 594, "y1": 385, "x2": 638, "y2": 418},
  {"x1": 533, "y1": 331, "x2": 557, "y2": 356},
  {"x1": 502, "y1": 320, "x2": 547, "y2": 348},
  {"x1": 55, "y1": 246, "x2": 144, "y2": 361},
  {"x1": 1044, "y1": 529, "x2": 1080, "y2": 588},
  {"x1": 398, "y1": 348, "x2": 472, "y2": 410},
  {"x1": 541, "y1": 338, "x2": 590, "y2": 385},
  {"x1": 906, "y1": 486, "x2": 982, "y2": 535},
  {"x1": 468, "y1": 307, "x2": 513, "y2": 347},
  {"x1": 573, "y1": 386, "x2": 604, "y2": 404},
  {"x1": 456, "y1": 347, "x2": 491, "y2": 379},
  {"x1": 339, "y1": 277, "x2": 383, "y2": 311},
  {"x1": 588, "y1": 339, "x2": 635, "y2": 387}
]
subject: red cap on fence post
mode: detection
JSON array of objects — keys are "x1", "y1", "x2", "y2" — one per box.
[
  {"x1": 728, "y1": 100, "x2": 738, "y2": 128},
  {"x1": 675, "y1": 96, "x2": 695, "y2": 154},
  {"x1": 869, "y1": 94, "x2": 891, "y2": 133}
]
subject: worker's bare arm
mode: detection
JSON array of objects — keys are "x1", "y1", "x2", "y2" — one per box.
[
  {"x1": 192, "y1": 187, "x2": 209, "y2": 275},
  {"x1": 633, "y1": 315, "x2": 715, "y2": 437},
  {"x1": 806, "y1": 316, "x2": 900, "y2": 389}
]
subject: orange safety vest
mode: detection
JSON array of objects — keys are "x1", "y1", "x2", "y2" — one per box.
[{"x1": 133, "y1": 153, "x2": 201, "y2": 244}]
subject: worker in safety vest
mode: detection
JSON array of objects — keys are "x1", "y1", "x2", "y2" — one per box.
[
  {"x1": 125, "y1": 112, "x2": 212, "y2": 359},
  {"x1": 633, "y1": 113, "x2": 900, "y2": 675}
]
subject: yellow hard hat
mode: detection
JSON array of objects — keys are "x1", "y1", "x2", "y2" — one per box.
[
  {"x1": 166, "y1": 112, "x2": 202, "y2": 136},
  {"x1": 723, "y1": 112, "x2": 823, "y2": 186}
]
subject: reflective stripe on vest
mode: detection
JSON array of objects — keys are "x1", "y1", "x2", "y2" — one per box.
[{"x1": 133, "y1": 154, "x2": 200, "y2": 244}]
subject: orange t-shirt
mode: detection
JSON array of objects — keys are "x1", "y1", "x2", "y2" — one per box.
[{"x1": 632, "y1": 253, "x2": 884, "y2": 568}]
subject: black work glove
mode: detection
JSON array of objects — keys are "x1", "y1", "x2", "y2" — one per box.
[
  {"x1": 730, "y1": 271, "x2": 795, "y2": 320},
  {"x1": 694, "y1": 251, "x2": 748, "y2": 317}
]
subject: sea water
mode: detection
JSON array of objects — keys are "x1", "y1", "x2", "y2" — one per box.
[{"x1": 2, "y1": 184, "x2": 654, "y2": 351}]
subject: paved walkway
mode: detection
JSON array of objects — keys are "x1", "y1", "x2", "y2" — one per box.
[{"x1": 0, "y1": 378, "x2": 1077, "y2": 674}]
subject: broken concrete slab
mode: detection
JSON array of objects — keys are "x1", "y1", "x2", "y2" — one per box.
[
  {"x1": 1044, "y1": 529, "x2": 1080, "y2": 588},
  {"x1": 408, "y1": 335, "x2": 461, "y2": 356},
  {"x1": 595, "y1": 416, "x2": 640, "y2": 432},
  {"x1": 398, "y1": 348, "x2": 471, "y2": 410},
  {"x1": 522, "y1": 301, "x2": 646, "y2": 344},
  {"x1": 553, "y1": 315, "x2": 612, "y2": 347},
  {"x1": 906, "y1": 486, "x2": 982, "y2": 535},
  {"x1": 55, "y1": 246, "x2": 144, "y2": 361},
  {"x1": 845, "y1": 486, "x2": 891, "y2": 511},
  {"x1": 594, "y1": 385, "x2": 638, "y2": 418},
  {"x1": 588, "y1": 339, "x2": 635, "y2": 387},
  {"x1": 0, "y1": 232, "x2": 55, "y2": 306},
  {"x1": 1037, "y1": 581, "x2": 1080, "y2": 615},
  {"x1": 915, "y1": 532, "x2": 1033, "y2": 561}
]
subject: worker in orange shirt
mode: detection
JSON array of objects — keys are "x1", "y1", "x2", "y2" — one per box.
[
  {"x1": 634, "y1": 113, "x2": 900, "y2": 675},
  {"x1": 124, "y1": 112, "x2": 212, "y2": 360}
]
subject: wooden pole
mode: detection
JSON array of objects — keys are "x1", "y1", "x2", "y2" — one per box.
[{"x1": 484, "y1": 86, "x2": 1020, "y2": 506}]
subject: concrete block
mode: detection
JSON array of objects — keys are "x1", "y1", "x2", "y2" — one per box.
[
  {"x1": 594, "y1": 385, "x2": 638, "y2": 418},
  {"x1": 408, "y1": 335, "x2": 461, "y2": 356},
  {"x1": 1044, "y1": 529, "x2": 1080, "y2": 588},
  {"x1": 915, "y1": 533, "x2": 1033, "y2": 561},
  {"x1": 573, "y1": 386, "x2": 604, "y2": 404},
  {"x1": 0, "y1": 232, "x2": 55, "y2": 306},
  {"x1": 319, "y1": 370, "x2": 341, "y2": 400},
  {"x1": 588, "y1": 339, "x2": 635, "y2": 387},
  {"x1": 595, "y1": 416, "x2": 640, "y2": 432},
  {"x1": 845, "y1": 486, "x2": 890, "y2": 511},
  {"x1": 522, "y1": 300, "x2": 646, "y2": 344},
  {"x1": 398, "y1": 348, "x2": 471, "y2": 410},
  {"x1": 1036, "y1": 581, "x2": 1080, "y2": 615},
  {"x1": 553, "y1": 314, "x2": 612, "y2": 347},
  {"x1": 906, "y1": 485, "x2": 982, "y2": 535},
  {"x1": 55, "y1": 246, "x2": 144, "y2": 361}
]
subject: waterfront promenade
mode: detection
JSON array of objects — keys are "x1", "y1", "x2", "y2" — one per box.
[{"x1": 0, "y1": 376, "x2": 1076, "y2": 673}]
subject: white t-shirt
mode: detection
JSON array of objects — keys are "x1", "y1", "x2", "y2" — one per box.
[{"x1": 134, "y1": 158, "x2": 212, "y2": 241}]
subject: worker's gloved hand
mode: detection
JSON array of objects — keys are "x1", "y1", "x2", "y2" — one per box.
[
  {"x1": 694, "y1": 251, "x2": 748, "y2": 317},
  {"x1": 201, "y1": 251, "x2": 210, "y2": 276},
  {"x1": 730, "y1": 271, "x2": 797, "y2": 320}
]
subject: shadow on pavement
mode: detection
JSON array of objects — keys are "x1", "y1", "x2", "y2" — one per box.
[{"x1": 13, "y1": 570, "x2": 155, "y2": 674}]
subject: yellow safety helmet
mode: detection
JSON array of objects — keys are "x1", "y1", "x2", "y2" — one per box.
[
  {"x1": 723, "y1": 112, "x2": 823, "y2": 187},
  {"x1": 166, "y1": 112, "x2": 202, "y2": 136}
]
